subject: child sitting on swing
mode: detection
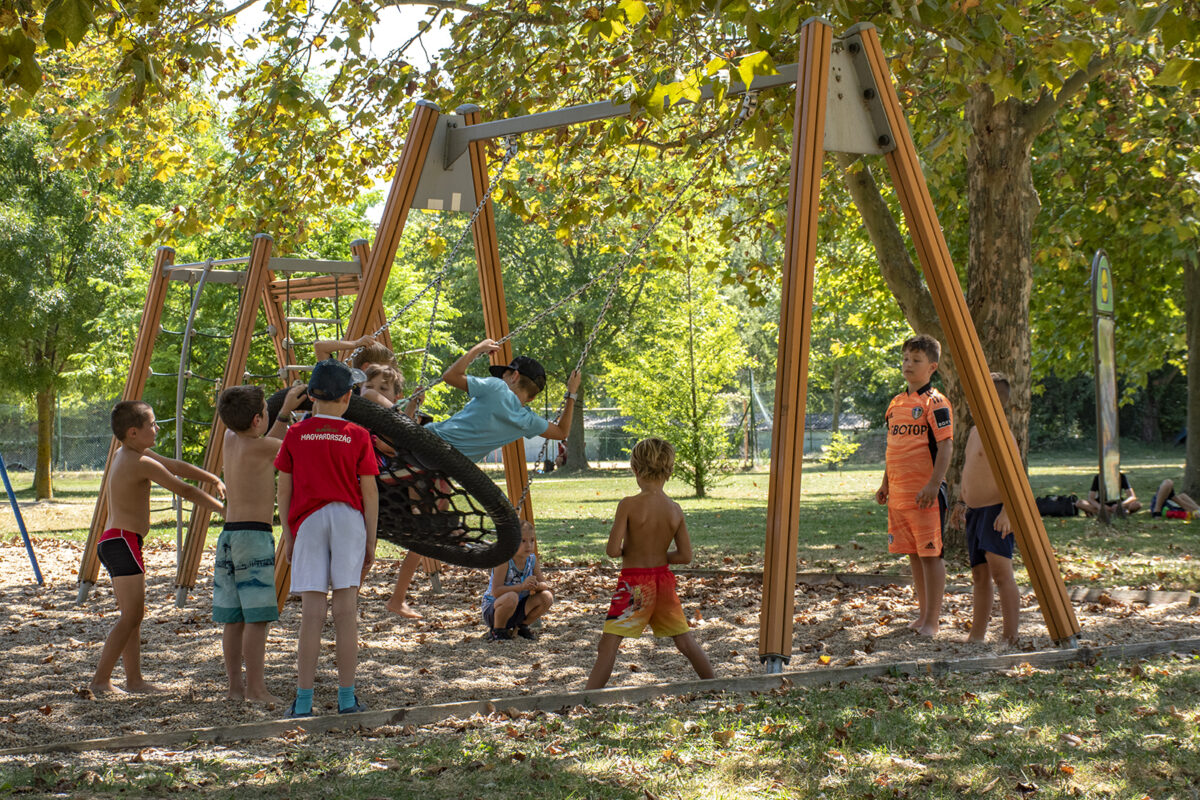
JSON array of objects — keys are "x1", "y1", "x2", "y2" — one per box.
[{"x1": 384, "y1": 338, "x2": 581, "y2": 614}]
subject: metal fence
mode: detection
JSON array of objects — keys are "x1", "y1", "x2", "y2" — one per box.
[
  {"x1": 0, "y1": 403, "x2": 113, "y2": 471},
  {"x1": 0, "y1": 400, "x2": 877, "y2": 473}
]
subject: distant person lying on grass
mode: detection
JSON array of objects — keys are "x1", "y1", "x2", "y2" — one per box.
[
  {"x1": 1075, "y1": 473, "x2": 1140, "y2": 517},
  {"x1": 1150, "y1": 479, "x2": 1199, "y2": 519}
]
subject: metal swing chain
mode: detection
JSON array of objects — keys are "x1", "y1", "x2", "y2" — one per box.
[
  {"x1": 511, "y1": 92, "x2": 760, "y2": 512},
  {"x1": 346, "y1": 135, "x2": 522, "y2": 370}
]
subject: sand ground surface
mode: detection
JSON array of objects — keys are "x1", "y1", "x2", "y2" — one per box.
[{"x1": 1, "y1": 538, "x2": 1198, "y2": 752}]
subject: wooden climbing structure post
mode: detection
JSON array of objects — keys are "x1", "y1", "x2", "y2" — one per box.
[
  {"x1": 173, "y1": 233, "x2": 275, "y2": 606},
  {"x1": 78, "y1": 247, "x2": 175, "y2": 602}
]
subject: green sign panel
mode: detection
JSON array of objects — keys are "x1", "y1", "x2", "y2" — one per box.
[
  {"x1": 1092, "y1": 249, "x2": 1114, "y2": 317},
  {"x1": 1091, "y1": 250, "x2": 1120, "y2": 518}
]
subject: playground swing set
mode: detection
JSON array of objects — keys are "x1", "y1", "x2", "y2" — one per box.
[{"x1": 74, "y1": 18, "x2": 1080, "y2": 675}]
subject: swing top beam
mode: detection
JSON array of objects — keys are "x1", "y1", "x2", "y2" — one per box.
[{"x1": 442, "y1": 64, "x2": 801, "y2": 166}]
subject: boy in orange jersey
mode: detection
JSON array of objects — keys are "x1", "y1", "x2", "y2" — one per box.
[
  {"x1": 585, "y1": 438, "x2": 713, "y2": 689},
  {"x1": 874, "y1": 334, "x2": 953, "y2": 637}
]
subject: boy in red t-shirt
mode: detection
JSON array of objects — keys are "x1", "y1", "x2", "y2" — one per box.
[{"x1": 275, "y1": 359, "x2": 379, "y2": 717}]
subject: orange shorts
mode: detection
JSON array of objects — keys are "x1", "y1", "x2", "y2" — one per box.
[
  {"x1": 887, "y1": 504, "x2": 943, "y2": 556},
  {"x1": 602, "y1": 566, "x2": 690, "y2": 638}
]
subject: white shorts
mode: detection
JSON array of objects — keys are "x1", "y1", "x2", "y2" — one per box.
[{"x1": 289, "y1": 503, "x2": 366, "y2": 594}]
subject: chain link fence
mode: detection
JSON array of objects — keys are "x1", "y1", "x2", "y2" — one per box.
[{"x1": 0, "y1": 402, "x2": 113, "y2": 472}]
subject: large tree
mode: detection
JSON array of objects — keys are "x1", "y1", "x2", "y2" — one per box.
[
  {"x1": 0, "y1": 119, "x2": 135, "y2": 498},
  {"x1": 606, "y1": 261, "x2": 748, "y2": 497},
  {"x1": 8, "y1": 0, "x2": 1195, "y2": 486}
]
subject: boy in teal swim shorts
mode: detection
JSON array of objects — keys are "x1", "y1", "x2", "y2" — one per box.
[{"x1": 214, "y1": 382, "x2": 306, "y2": 704}]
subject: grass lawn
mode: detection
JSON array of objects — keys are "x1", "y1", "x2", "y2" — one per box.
[
  {"x1": 3, "y1": 652, "x2": 1197, "y2": 798},
  {"x1": 3, "y1": 448, "x2": 1197, "y2": 589}
]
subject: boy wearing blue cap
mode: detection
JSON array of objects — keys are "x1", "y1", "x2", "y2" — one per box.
[{"x1": 275, "y1": 359, "x2": 379, "y2": 717}]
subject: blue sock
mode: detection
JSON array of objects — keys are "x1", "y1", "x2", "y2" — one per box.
[
  {"x1": 293, "y1": 688, "x2": 313, "y2": 715},
  {"x1": 338, "y1": 685, "x2": 356, "y2": 710}
]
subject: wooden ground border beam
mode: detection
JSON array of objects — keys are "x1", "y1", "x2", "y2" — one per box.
[{"x1": 5, "y1": 636, "x2": 1197, "y2": 756}]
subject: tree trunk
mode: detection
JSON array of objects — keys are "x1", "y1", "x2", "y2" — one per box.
[
  {"x1": 34, "y1": 386, "x2": 54, "y2": 500},
  {"x1": 562, "y1": 387, "x2": 589, "y2": 472},
  {"x1": 964, "y1": 88, "x2": 1038, "y2": 465},
  {"x1": 1185, "y1": 251, "x2": 1200, "y2": 497},
  {"x1": 837, "y1": 153, "x2": 963, "y2": 493},
  {"x1": 831, "y1": 360, "x2": 842, "y2": 434}
]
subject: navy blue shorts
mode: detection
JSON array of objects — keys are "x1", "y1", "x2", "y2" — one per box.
[
  {"x1": 966, "y1": 504, "x2": 1015, "y2": 567},
  {"x1": 483, "y1": 594, "x2": 528, "y2": 630}
]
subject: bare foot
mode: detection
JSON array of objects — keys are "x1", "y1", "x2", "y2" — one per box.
[
  {"x1": 244, "y1": 690, "x2": 284, "y2": 707},
  {"x1": 226, "y1": 688, "x2": 245, "y2": 702},
  {"x1": 89, "y1": 681, "x2": 125, "y2": 697},
  {"x1": 907, "y1": 619, "x2": 923, "y2": 631},
  {"x1": 965, "y1": 633, "x2": 987, "y2": 643},
  {"x1": 125, "y1": 681, "x2": 168, "y2": 694},
  {"x1": 386, "y1": 600, "x2": 422, "y2": 619},
  {"x1": 915, "y1": 623, "x2": 940, "y2": 637}
]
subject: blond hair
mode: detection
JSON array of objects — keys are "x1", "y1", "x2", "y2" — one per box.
[
  {"x1": 364, "y1": 363, "x2": 403, "y2": 394},
  {"x1": 630, "y1": 437, "x2": 675, "y2": 481}
]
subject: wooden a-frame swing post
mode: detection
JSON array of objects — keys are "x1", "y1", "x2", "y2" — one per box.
[
  {"x1": 272, "y1": 100, "x2": 444, "y2": 612},
  {"x1": 461, "y1": 104, "x2": 535, "y2": 525},
  {"x1": 759, "y1": 19, "x2": 1080, "y2": 670}
]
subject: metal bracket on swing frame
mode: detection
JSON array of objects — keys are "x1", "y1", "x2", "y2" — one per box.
[{"x1": 407, "y1": 28, "x2": 896, "y2": 214}]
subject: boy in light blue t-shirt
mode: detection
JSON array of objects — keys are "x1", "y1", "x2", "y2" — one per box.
[
  {"x1": 385, "y1": 338, "x2": 580, "y2": 610},
  {"x1": 424, "y1": 338, "x2": 580, "y2": 459}
]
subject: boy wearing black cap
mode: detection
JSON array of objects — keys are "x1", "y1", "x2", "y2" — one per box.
[
  {"x1": 275, "y1": 359, "x2": 379, "y2": 717},
  {"x1": 384, "y1": 339, "x2": 579, "y2": 613},
  {"x1": 423, "y1": 338, "x2": 581, "y2": 461}
]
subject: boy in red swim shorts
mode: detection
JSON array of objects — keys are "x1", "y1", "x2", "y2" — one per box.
[
  {"x1": 585, "y1": 438, "x2": 714, "y2": 690},
  {"x1": 875, "y1": 334, "x2": 953, "y2": 637},
  {"x1": 90, "y1": 400, "x2": 225, "y2": 697}
]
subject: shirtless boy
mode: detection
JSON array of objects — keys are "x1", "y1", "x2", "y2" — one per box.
[
  {"x1": 585, "y1": 438, "x2": 713, "y2": 690},
  {"x1": 90, "y1": 400, "x2": 225, "y2": 697},
  {"x1": 957, "y1": 373, "x2": 1021, "y2": 645},
  {"x1": 214, "y1": 383, "x2": 306, "y2": 704}
]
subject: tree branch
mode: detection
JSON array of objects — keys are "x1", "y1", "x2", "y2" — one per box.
[{"x1": 1025, "y1": 54, "x2": 1112, "y2": 136}]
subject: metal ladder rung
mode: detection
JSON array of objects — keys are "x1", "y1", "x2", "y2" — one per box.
[{"x1": 284, "y1": 317, "x2": 342, "y2": 325}]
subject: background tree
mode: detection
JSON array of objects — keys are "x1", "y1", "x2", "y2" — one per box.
[
  {"x1": 606, "y1": 259, "x2": 747, "y2": 497},
  {"x1": 0, "y1": 118, "x2": 136, "y2": 498}
]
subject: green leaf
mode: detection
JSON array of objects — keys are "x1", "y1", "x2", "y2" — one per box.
[
  {"x1": 1148, "y1": 58, "x2": 1196, "y2": 87},
  {"x1": 619, "y1": 0, "x2": 648, "y2": 25},
  {"x1": 0, "y1": 31, "x2": 42, "y2": 94},
  {"x1": 43, "y1": 0, "x2": 96, "y2": 50},
  {"x1": 1159, "y1": 10, "x2": 1186, "y2": 52},
  {"x1": 735, "y1": 50, "x2": 776, "y2": 92}
]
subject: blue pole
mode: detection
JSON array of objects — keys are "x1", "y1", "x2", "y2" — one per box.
[{"x1": 0, "y1": 451, "x2": 43, "y2": 585}]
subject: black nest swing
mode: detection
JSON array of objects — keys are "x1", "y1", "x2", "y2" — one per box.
[{"x1": 267, "y1": 389, "x2": 521, "y2": 570}]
